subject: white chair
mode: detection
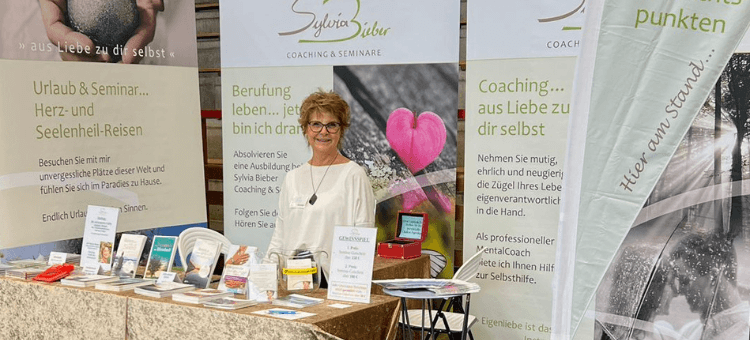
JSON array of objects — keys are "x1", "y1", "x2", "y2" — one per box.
[
  {"x1": 401, "y1": 247, "x2": 484, "y2": 340},
  {"x1": 177, "y1": 227, "x2": 233, "y2": 270}
]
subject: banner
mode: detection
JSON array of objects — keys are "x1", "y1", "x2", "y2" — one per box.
[
  {"x1": 221, "y1": 0, "x2": 459, "y2": 278},
  {"x1": 552, "y1": 0, "x2": 750, "y2": 338},
  {"x1": 0, "y1": 1, "x2": 205, "y2": 250},
  {"x1": 464, "y1": 1, "x2": 586, "y2": 338}
]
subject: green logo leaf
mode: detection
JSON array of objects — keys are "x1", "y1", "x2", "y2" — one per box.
[{"x1": 323, "y1": 0, "x2": 330, "y2": 4}]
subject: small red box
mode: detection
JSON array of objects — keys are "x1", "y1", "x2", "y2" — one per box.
[{"x1": 377, "y1": 211, "x2": 428, "y2": 259}]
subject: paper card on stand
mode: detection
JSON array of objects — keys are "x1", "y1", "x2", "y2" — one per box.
[
  {"x1": 83, "y1": 264, "x2": 102, "y2": 275},
  {"x1": 48, "y1": 252, "x2": 67, "y2": 265},
  {"x1": 327, "y1": 226, "x2": 377, "y2": 304},
  {"x1": 328, "y1": 303, "x2": 351, "y2": 309},
  {"x1": 157, "y1": 272, "x2": 180, "y2": 284},
  {"x1": 80, "y1": 205, "x2": 119, "y2": 271}
]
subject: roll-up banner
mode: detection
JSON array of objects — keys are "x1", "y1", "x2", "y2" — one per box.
[
  {"x1": 464, "y1": 1, "x2": 589, "y2": 339},
  {"x1": 0, "y1": 1, "x2": 206, "y2": 252},
  {"x1": 221, "y1": 0, "x2": 460, "y2": 277},
  {"x1": 552, "y1": 0, "x2": 750, "y2": 339}
]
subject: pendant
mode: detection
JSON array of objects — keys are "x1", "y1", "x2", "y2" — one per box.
[{"x1": 309, "y1": 194, "x2": 317, "y2": 205}]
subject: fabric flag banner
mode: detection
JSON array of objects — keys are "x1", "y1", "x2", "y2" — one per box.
[
  {"x1": 552, "y1": 0, "x2": 750, "y2": 338},
  {"x1": 220, "y1": 0, "x2": 459, "y2": 279}
]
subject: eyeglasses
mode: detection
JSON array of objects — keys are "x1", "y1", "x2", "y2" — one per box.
[{"x1": 309, "y1": 121, "x2": 341, "y2": 133}]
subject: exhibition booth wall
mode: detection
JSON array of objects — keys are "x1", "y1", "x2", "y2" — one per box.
[{"x1": 3, "y1": 1, "x2": 750, "y2": 339}]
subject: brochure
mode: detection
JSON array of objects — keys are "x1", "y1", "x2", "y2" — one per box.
[
  {"x1": 252, "y1": 308, "x2": 316, "y2": 320},
  {"x1": 80, "y1": 205, "x2": 119, "y2": 272},
  {"x1": 248, "y1": 263, "x2": 277, "y2": 302},
  {"x1": 285, "y1": 258, "x2": 314, "y2": 291}
]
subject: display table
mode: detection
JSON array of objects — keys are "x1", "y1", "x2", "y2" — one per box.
[
  {"x1": 0, "y1": 278, "x2": 399, "y2": 340},
  {"x1": 0, "y1": 277, "x2": 128, "y2": 339},
  {"x1": 0, "y1": 256, "x2": 427, "y2": 340}
]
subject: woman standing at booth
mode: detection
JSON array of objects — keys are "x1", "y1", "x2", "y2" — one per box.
[{"x1": 267, "y1": 90, "x2": 376, "y2": 282}]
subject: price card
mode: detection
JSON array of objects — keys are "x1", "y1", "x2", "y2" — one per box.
[
  {"x1": 327, "y1": 226, "x2": 377, "y2": 303},
  {"x1": 83, "y1": 263, "x2": 102, "y2": 275},
  {"x1": 48, "y1": 252, "x2": 67, "y2": 265},
  {"x1": 157, "y1": 271, "x2": 180, "y2": 283}
]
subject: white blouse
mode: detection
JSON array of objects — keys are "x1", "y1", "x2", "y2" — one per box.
[{"x1": 267, "y1": 161, "x2": 376, "y2": 277}]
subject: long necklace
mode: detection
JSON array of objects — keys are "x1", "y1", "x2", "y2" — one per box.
[{"x1": 309, "y1": 154, "x2": 338, "y2": 205}]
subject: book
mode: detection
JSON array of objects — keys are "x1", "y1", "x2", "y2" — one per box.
[
  {"x1": 111, "y1": 234, "x2": 147, "y2": 278},
  {"x1": 182, "y1": 238, "x2": 221, "y2": 288},
  {"x1": 172, "y1": 288, "x2": 233, "y2": 304},
  {"x1": 133, "y1": 282, "x2": 195, "y2": 298},
  {"x1": 143, "y1": 236, "x2": 178, "y2": 279},
  {"x1": 218, "y1": 244, "x2": 259, "y2": 294},
  {"x1": 61, "y1": 275, "x2": 119, "y2": 287},
  {"x1": 95, "y1": 278, "x2": 154, "y2": 292},
  {"x1": 203, "y1": 297, "x2": 258, "y2": 310},
  {"x1": 271, "y1": 294, "x2": 324, "y2": 308}
]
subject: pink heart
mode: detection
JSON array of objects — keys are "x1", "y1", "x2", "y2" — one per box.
[{"x1": 386, "y1": 108, "x2": 446, "y2": 173}]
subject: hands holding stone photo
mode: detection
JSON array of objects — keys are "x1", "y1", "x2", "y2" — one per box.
[{"x1": 39, "y1": 0, "x2": 164, "y2": 63}]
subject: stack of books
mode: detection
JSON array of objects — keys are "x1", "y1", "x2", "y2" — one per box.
[
  {"x1": 203, "y1": 297, "x2": 258, "y2": 310},
  {"x1": 271, "y1": 294, "x2": 324, "y2": 308},
  {"x1": 95, "y1": 278, "x2": 155, "y2": 292},
  {"x1": 60, "y1": 275, "x2": 120, "y2": 288},
  {"x1": 0, "y1": 263, "x2": 14, "y2": 276},
  {"x1": 134, "y1": 282, "x2": 196, "y2": 298},
  {"x1": 172, "y1": 288, "x2": 233, "y2": 304},
  {"x1": 4, "y1": 260, "x2": 49, "y2": 280}
]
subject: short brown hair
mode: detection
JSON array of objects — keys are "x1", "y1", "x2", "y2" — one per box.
[{"x1": 299, "y1": 90, "x2": 350, "y2": 149}]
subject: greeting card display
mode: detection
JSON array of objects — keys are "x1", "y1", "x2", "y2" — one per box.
[{"x1": 377, "y1": 211, "x2": 428, "y2": 259}]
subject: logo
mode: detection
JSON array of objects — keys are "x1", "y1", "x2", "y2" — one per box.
[
  {"x1": 278, "y1": 0, "x2": 391, "y2": 43},
  {"x1": 538, "y1": 0, "x2": 585, "y2": 30}
]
